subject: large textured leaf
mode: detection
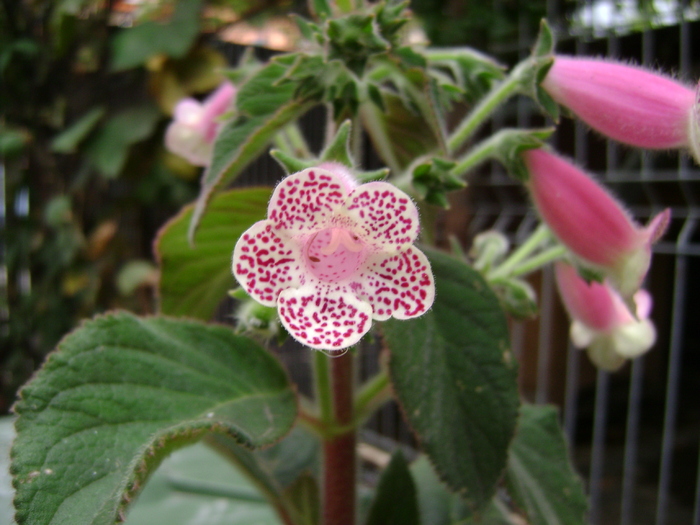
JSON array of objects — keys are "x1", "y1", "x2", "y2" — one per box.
[
  {"x1": 506, "y1": 405, "x2": 588, "y2": 525},
  {"x1": 381, "y1": 247, "x2": 519, "y2": 513},
  {"x1": 366, "y1": 451, "x2": 419, "y2": 525},
  {"x1": 11, "y1": 312, "x2": 297, "y2": 525},
  {"x1": 155, "y1": 187, "x2": 271, "y2": 320},
  {"x1": 189, "y1": 60, "x2": 317, "y2": 242}
]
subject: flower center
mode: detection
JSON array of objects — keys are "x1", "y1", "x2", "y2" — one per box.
[{"x1": 305, "y1": 228, "x2": 365, "y2": 282}]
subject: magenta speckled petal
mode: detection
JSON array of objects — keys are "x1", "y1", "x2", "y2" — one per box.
[
  {"x1": 232, "y1": 221, "x2": 304, "y2": 306},
  {"x1": 267, "y1": 168, "x2": 350, "y2": 236},
  {"x1": 352, "y1": 247, "x2": 435, "y2": 321},
  {"x1": 341, "y1": 182, "x2": 419, "y2": 254},
  {"x1": 277, "y1": 287, "x2": 373, "y2": 350}
]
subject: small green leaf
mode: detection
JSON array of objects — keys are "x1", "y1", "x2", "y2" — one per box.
[
  {"x1": 51, "y1": 107, "x2": 105, "y2": 153},
  {"x1": 532, "y1": 19, "x2": 555, "y2": 58},
  {"x1": 156, "y1": 187, "x2": 271, "y2": 320},
  {"x1": 412, "y1": 157, "x2": 466, "y2": 209},
  {"x1": 110, "y1": 0, "x2": 203, "y2": 71},
  {"x1": 366, "y1": 451, "x2": 419, "y2": 525},
  {"x1": 308, "y1": 0, "x2": 332, "y2": 19},
  {"x1": 491, "y1": 127, "x2": 554, "y2": 181},
  {"x1": 381, "y1": 247, "x2": 519, "y2": 513},
  {"x1": 11, "y1": 312, "x2": 297, "y2": 525},
  {"x1": 506, "y1": 404, "x2": 588, "y2": 525},
  {"x1": 491, "y1": 277, "x2": 539, "y2": 320},
  {"x1": 270, "y1": 149, "x2": 317, "y2": 174},
  {"x1": 320, "y1": 120, "x2": 353, "y2": 166}
]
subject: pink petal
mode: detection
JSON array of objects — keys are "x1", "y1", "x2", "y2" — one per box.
[
  {"x1": 341, "y1": 182, "x2": 420, "y2": 254},
  {"x1": 277, "y1": 287, "x2": 373, "y2": 350},
  {"x1": 352, "y1": 247, "x2": 435, "y2": 320},
  {"x1": 164, "y1": 121, "x2": 213, "y2": 167},
  {"x1": 267, "y1": 168, "x2": 349, "y2": 236},
  {"x1": 542, "y1": 56, "x2": 694, "y2": 149},
  {"x1": 554, "y1": 262, "x2": 628, "y2": 332},
  {"x1": 232, "y1": 221, "x2": 304, "y2": 306}
]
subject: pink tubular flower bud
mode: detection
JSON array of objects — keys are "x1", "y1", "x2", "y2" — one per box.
[
  {"x1": 165, "y1": 81, "x2": 237, "y2": 167},
  {"x1": 523, "y1": 149, "x2": 670, "y2": 298},
  {"x1": 555, "y1": 262, "x2": 656, "y2": 371},
  {"x1": 542, "y1": 56, "x2": 695, "y2": 150}
]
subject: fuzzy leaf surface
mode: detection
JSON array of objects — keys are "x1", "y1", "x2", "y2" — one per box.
[
  {"x1": 155, "y1": 187, "x2": 271, "y2": 320},
  {"x1": 11, "y1": 312, "x2": 297, "y2": 525},
  {"x1": 382, "y1": 247, "x2": 519, "y2": 513}
]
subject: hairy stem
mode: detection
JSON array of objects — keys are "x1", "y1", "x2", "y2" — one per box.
[
  {"x1": 447, "y1": 69, "x2": 523, "y2": 154},
  {"x1": 322, "y1": 351, "x2": 356, "y2": 525},
  {"x1": 488, "y1": 224, "x2": 552, "y2": 280}
]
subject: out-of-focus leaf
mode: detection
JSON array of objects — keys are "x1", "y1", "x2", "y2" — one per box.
[
  {"x1": 365, "y1": 451, "x2": 419, "y2": 525},
  {"x1": 110, "y1": 0, "x2": 203, "y2": 71},
  {"x1": 124, "y1": 442, "x2": 280, "y2": 525},
  {"x1": 156, "y1": 187, "x2": 271, "y2": 320},
  {"x1": 51, "y1": 107, "x2": 105, "y2": 153},
  {"x1": 84, "y1": 104, "x2": 161, "y2": 178},
  {"x1": 117, "y1": 260, "x2": 158, "y2": 296}
]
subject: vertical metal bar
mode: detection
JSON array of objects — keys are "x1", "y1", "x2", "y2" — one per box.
[
  {"x1": 620, "y1": 355, "x2": 646, "y2": 525},
  {"x1": 589, "y1": 369, "x2": 611, "y2": 525},
  {"x1": 563, "y1": 343, "x2": 580, "y2": 445},
  {"x1": 693, "y1": 445, "x2": 700, "y2": 525},
  {"x1": 655, "y1": 253, "x2": 689, "y2": 525}
]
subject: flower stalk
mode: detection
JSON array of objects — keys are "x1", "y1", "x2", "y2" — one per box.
[{"x1": 322, "y1": 351, "x2": 356, "y2": 525}]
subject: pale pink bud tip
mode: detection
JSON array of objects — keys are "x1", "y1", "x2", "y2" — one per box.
[
  {"x1": 555, "y1": 262, "x2": 656, "y2": 371},
  {"x1": 523, "y1": 149, "x2": 669, "y2": 298},
  {"x1": 543, "y1": 56, "x2": 695, "y2": 149}
]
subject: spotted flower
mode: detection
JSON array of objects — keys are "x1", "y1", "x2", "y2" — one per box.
[
  {"x1": 232, "y1": 166, "x2": 435, "y2": 350},
  {"x1": 165, "y1": 81, "x2": 236, "y2": 167}
]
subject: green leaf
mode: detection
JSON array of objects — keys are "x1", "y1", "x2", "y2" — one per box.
[
  {"x1": 506, "y1": 404, "x2": 588, "y2": 525},
  {"x1": 366, "y1": 451, "x2": 419, "y2": 525},
  {"x1": 189, "y1": 60, "x2": 317, "y2": 242},
  {"x1": 156, "y1": 187, "x2": 271, "y2": 320},
  {"x1": 381, "y1": 247, "x2": 519, "y2": 513},
  {"x1": 11, "y1": 312, "x2": 297, "y2": 525},
  {"x1": 125, "y1": 442, "x2": 279, "y2": 525},
  {"x1": 283, "y1": 474, "x2": 320, "y2": 525},
  {"x1": 84, "y1": 104, "x2": 161, "y2": 178},
  {"x1": 207, "y1": 426, "x2": 320, "y2": 523},
  {"x1": 51, "y1": 107, "x2": 105, "y2": 154},
  {"x1": 491, "y1": 127, "x2": 554, "y2": 181},
  {"x1": 319, "y1": 120, "x2": 353, "y2": 166},
  {"x1": 410, "y1": 455, "x2": 471, "y2": 525},
  {"x1": 110, "y1": 0, "x2": 203, "y2": 71},
  {"x1": 532, "y1": 19, "x2": 555, "y2": 58}
]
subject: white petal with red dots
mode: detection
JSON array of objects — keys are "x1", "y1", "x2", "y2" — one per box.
[
  {"x1": 352, "y1": 247, "x2": 435, "y2": 320},
  {"x1": 232, "y1": 220, "x2": 304, "y2": 306},
  {"x1": 340, "y1": 182, "x2": 420, "y2": 254},
  {"x1": 277, "y1": 287, "x2": 373, "y2": 350},
  {"x1": 267, "y1": 168, "x2": 349, "y2": 236}
]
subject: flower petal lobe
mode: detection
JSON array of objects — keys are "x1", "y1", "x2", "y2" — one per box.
[
  {"x1": 342, "y1": 182, "x2": 419, "y2": 253},
  {"x1": 277, "y1": 288, "x2": 373, "y2": 350},
  {"x1": 353, "y1": 247, "x2": 435, "y2": 320},
  {"x1": 232, "y1": 221, "x2": 303, "y2": 306}
]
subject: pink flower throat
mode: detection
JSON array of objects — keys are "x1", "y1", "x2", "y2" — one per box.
[{"x1": 305, "y1": 228, "x2": 365, "y2": 282}]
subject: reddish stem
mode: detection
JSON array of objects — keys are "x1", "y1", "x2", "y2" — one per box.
[{"x1": 322, "y1": 351, "x2": 356, "y2": 525}]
